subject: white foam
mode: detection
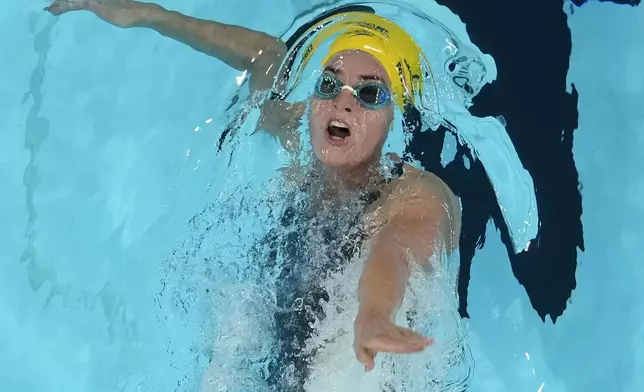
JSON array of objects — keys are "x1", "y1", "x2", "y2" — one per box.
[{"x1": 303, "y1": 253, "x2": 472, "y2": 392}]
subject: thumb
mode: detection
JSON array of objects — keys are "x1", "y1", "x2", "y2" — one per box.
[
  {"x1": 44, "y1": 3, "x2": 59, "y2": 13},
  {"x1": 355, "y1": 344, "x2": 376, "y2": 372}
]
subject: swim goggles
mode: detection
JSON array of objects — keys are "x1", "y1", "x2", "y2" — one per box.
[{"x1": 313, "y1": 70, "x2": 392, "y2": 110}]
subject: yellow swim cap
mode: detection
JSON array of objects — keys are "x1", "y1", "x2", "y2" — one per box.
[{"x1": 299, "y1": 12, "x2": 426, "y2": 111}]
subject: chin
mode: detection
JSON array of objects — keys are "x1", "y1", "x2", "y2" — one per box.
[
  {"x1": 311, "y1": 147, "x2": 346, "y2": 167},
  {"x1": 314, "y1": 150, "x2": 345, "y2": 168}
]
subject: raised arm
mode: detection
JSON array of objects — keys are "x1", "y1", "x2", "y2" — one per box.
[{"x1": 46, "y1": 0, "x2": 286, "y2": 91}]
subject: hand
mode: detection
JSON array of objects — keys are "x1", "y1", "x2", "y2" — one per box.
[
  {"x1": 45, "y1": 0, "x2": 87, "y2": 15},
  {"x1": 353, "y1": 308, "x2": 433, "y2": 372},
  {"x1": 45, "y1": 0, "x2": 144, "y2": 29}
]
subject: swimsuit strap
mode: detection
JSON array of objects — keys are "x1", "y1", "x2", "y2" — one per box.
[{"x1": 360, "y1": 158, "x2": 405, "y2": 206}]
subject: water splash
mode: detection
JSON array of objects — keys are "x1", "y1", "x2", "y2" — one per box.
[
  {"x1": 304, "y1": 254, "x2": 473, "y2": 392},
  {"x1": 176, "y1": 163, "x2": 473, "y2": 391}
]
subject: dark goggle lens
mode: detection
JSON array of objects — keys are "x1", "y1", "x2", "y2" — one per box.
[{"x1": 356, "y1": 84, "x2": 386, "y2": 105}]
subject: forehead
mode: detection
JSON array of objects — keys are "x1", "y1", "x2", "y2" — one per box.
[{"x1": 323, "y1": 50, "x2": 391, "y2": 85}]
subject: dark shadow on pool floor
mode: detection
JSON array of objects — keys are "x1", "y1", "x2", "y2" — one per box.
[
  {"x1": 216, "y1": 0, "x2": 639, "y2": 325},
  {"x1": 404, "y1": 0, "x2": 586, "y2": 324},
  {"x1": 572, "y1": 0, "x2": 640, "y2": 7}
]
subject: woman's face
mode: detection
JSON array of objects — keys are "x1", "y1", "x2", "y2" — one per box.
[{"x1": 308, "y1": 50, "x2": 394, "y2": 171}]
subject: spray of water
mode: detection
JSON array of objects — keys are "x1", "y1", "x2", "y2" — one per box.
[
  {"x1": 303, "y1": 250, "x2": 473, "y2": 392},
  {"x1": 175, "y1": 166, "x2": 473, "y2": 392},
  {"x1": 160, "y1": 3, "x2": 486, "y2": 391}
]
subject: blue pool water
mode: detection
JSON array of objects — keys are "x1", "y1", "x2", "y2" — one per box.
[{"x1": 1, "y1": 0, "x2": 643, "y2": 391}]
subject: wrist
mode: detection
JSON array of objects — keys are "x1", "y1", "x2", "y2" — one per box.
[{"x1": 357, "y1": 273, "x2": 404, "y2": 323}]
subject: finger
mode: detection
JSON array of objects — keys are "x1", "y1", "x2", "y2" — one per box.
[
  {"x1": 395, "y1": 327, "x2": 434, "y2": 347},
  {"x1": 365, "y1": 358, "x2": 375, "y2": 372},
  {"x1": 45, "y1": 3, "x2": 66, "y2": 15},
  {"x1": 366, "y1": 334, "x2": 433, "y2": 354},
  {"x1": 398, "y1": 327, "x2": 422, "y2": 339},
  {"x1": 396, "y1": 326, "x2": 430, "y2": 339}
]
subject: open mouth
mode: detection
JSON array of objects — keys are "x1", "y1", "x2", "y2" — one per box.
[{"x1": 326, "y1": 120, "x2": 351, "y2": 144}]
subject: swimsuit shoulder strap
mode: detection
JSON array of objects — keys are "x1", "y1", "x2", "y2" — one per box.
[{"x1": 360, "y1": 155, "x2": 405, "y2": 206}]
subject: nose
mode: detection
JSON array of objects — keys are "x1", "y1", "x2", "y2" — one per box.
[{"x1": 334, "y1": 87, "x2": 355, "y2": 112}]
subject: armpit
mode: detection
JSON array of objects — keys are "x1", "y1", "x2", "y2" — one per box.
[{"x1": 256, "y1": 100, "x2": 306, "y2": 152}]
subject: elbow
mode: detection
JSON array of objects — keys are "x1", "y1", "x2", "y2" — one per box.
[
  {"x1": 267, "y1": 38, "x2": 288, "y2": 61},
  {"x1": 251, "y1": 37, "x2": 286, "y2": 72},
  {"x1": 247, "y1": 38, "x2": 286, "y2": 90}
]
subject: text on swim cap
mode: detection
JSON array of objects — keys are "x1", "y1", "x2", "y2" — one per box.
[{"x1": 345, "y1": 21, "x2": 390, "y2": 38}]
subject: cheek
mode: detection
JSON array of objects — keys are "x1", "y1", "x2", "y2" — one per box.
[
  {"x1": 311, "y1": 98, "x2": 333, "y2": 117},
  {"x1": 380, "y1": 114, "x2": 393, "y2": 136},
  {"x1": 309, "y1": 100, "x2": 325, "y2": 128},
  {"x1": 309, "y1": 99, "x2": 334, "y2": 136},
  {"x1": 360, "y1": 110, "x2": 393, "y2": 140},
  {"x1": 377, "y1": 109, "x2": 394, "y2": 138}
]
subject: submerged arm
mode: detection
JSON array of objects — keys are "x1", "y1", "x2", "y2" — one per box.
[
  {"x1": 139, "y1": 3, "x2": 286, "y2": 91},
  {"x1": 47, "y1": 0, "x2": 286, "y2": 91},
  {"x1": 47, "y1": 0, "x2": 306, "y2": 148}
]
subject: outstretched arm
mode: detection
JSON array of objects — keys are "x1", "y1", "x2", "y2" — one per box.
[
  {"x1": 46, "y1": 0, "x2": 286, "y2": 91},
  {"x1": 353, "y1": 169, "x2": 461, "y2": 371}
]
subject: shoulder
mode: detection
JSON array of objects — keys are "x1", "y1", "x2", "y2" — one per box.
[
  {"x1": 385, "y1": 161, "x2": 461, "y2": 249},
  {"x1": 390, "y1": 164, "x2": 457, "y2": 212},
  {"x1": 401, "y1": 164, "x2": 456, "y2": 206},
  {"x1": 383, "y1": 153, "x2": 456, "y2": 208}
]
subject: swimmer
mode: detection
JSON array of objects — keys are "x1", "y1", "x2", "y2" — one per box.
[{"x1": 47, "y1": 0, "x2": 461, "y2": 381}]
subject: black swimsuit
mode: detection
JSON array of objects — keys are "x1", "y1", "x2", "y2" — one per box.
[{"x1": 265, "y1": 162, "x2": 403, "y2": 391}]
